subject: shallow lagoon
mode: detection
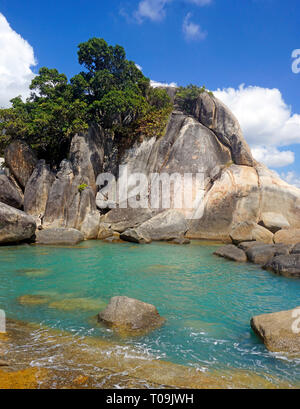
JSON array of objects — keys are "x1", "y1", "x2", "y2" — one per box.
[{"x1": 0, "y1": 240, "x2": 300, "y2": 386}]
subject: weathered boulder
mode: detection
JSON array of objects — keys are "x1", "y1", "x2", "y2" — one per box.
[
  {"x1": 0, "y1": 202, "x2": 36, "y2": 244},
  {"x1": 214, "y1": 244, "x2": 247, "y2": 262},
  {"x1": 292, "y1": 243, "x2": 300, "y2": 254},
  {"x1": 100, "y1": 208, "x2": 154, "y2": 233},
  {"x1": 274, "y1": 229, "x2": 300, "y2": 245},
  {"x1": 238, "y1": 241, "x2": 259, "y2": 251},
  {"x1": 35, "y1": 228, "x2": 84, "y2": 245},
  {"x1": 246, "y1": 244, "x2": 277, "y2": 265},
  {"x1": 251, "y1": 307, "x2": 300, "y2": 353},
  {"x1": 230, "y1": 221, "x2": 274, "y2": 245},
  {"x1": 194, "y1": 92, "x2": 254, "y2": 167},
  {"x1": 69, "y1": 124, "x2": 104, "y2": 194},
  {"x1": 4, "y1": 140, "x2": 37, "y2": 188},
  {"x1": 0, "y1": 174, "x2": 23, "y2": 209},
  {"x1": 24, "y1": 160, "x2": 55, "y2": 224},
  {"x1": 136, "y1": 210, "x2": 188, "y2": 241},
  {"x1": 120, "y1": 228, "x2": 151, "y2": 244},
  {"x1": 98, "y1": 296, "x2": 165, "y2": 335},
  {"x1": 264, "y1": 254, "x2": 300, "y2": 278},
  {"x1": 259, "y1": 212, "x2": 290, "y2": 233}
]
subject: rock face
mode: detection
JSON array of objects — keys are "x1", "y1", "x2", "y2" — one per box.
[
  {"x1": 4, "y1": 140, "x2": 37, "y2": 188},
  {"x1": 0, "y1": 174, "x2": 23, "y2": 209},
  {"x1": 259, "y1": 212, "x2": 290, "y2": 233},
  {"x1": 121, "y1": 210, "x2": 188, "y2": 243},
  {"x1": 274, "y1": 229, "x2": 300, "y2": 245},
  {"x1": 264, "y1": 254, "x2": 300, "y2": 278},
  {"x1": 214, "y1": 245, "x2": 247, "y2": 262},
  {"x1": 98, "y1": 296, "x2": 165, "y2": 334},
  {"x1": 24, "y1": 160, "x2": 55, "y2": 224},
  {"x1": 251, "y1": 307, "x2": 300, "y2": 353},
  {"x1": 0, "y1": 202, "x2": 36, "y2": 244},
  {"x1": 35, "y1": 228, "x2": 84, "y2": 245},
  {"x1": 230, "y1": 222, "x2": 274, "y2": 245}
]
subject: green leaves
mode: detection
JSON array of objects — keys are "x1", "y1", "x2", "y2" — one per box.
[{"x1": 0, "y1": 37, "x2": 173, "y2": 164}]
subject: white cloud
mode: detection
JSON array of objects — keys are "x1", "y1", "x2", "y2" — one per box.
[
  {"x1": 134, "y1": 0, "x2": 171, "y2": 23},
  {"x1": 150, "y1": 80, "x2": 177, "y2": 88},
  {"x1": 214, "y1": 85, "x2": 300, "y2": 148},
  {"x1": 132, "y1": 0, "x2": 212, "y2": 23},
  {"x1": 0, "y1": 13, "x2": 36, "y2": 108},
  {"x1": 135, "y1": 63, "x2": 143, "y2": 71},
  {"x1": 251, "y1": 146, "x2": 295, "y2": 168},
  {"x1": 280, "y1": 171, "x2": 300, "y2": 188},
  {"x1": 186, "y1": 0, "x2": 212, "y2": 5},
  {"x1": 182, "y1": 13, "x2": 207, "y2": 41}
]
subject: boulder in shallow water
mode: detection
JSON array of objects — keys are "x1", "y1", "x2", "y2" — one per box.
[
  {"x1": 0, "y1": 174, "x2": 23, "y2": 209},
  {"x1": 98, "y1": 296, "x2": 165, "y2": 335},
  {"x1": 214, "y1": 244, "x2": 247, "y2": 262},
  {"x1": 246, "y1": 244, "x2": 277, "y2": 265},
  {"x1": 35, "y1": 228, "x2": 84, "y2": 245},
  {"x1": 259, "y1": 212, "x2": 290, "y2": 233},
  {"x1": 230, "y1": 221, "x2": 274, "y2": 245},
  {"x1": 274, "y1": 229, "x2": 300, "y2": 245},
  {"x1": 263, "y1": 254, "x2": 300, "y2": 278},
  {"x1": 0, "y1": 202, "x2": 36, "y2": 244},
  {"x1": 4, "y1": 140, "x2": 37, "y2": 189},
  {"x1": 251, "y1": 307, "x2": 300, "y2": 353},
  {"x1": 120, "y1": 228, "x2": 151, "y2": 244}
]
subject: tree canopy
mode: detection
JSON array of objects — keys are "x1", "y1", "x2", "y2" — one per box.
[{"x1": 0, "y1": 38, "x2": 172, "y2": 164}]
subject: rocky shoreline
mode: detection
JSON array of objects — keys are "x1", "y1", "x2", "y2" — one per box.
[{"x1": 0, "y1": 319, "x2": 297, "y2": 389}]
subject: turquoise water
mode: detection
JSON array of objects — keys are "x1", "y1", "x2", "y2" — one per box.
[{"x1": 0, "y1": 240, "x2": 300, "y2": 382}]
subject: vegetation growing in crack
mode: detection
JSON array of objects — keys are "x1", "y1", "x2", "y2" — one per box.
[{"x1": 175, "y1": 84, "x2": 214, "y2": 115}]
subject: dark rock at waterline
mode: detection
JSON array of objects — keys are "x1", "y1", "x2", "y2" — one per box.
[
  {"x1": 120, "y1": 228, "x2": 151, "y2": 244},
  {"x1": 0, "y1": 202, "x2": 36, "y2": 244},
  {"x1": 237, "y1": 241, "x2": 259, "y2": 251},
  {"x1": 24, "y1": 160, "x2": 55, "y2": 224},
  {"x1": 245, "y1": 244, "x2": 291, "y2": 265},
  {"x1": 263, "y1": 254, "x2": 300, "y2": 278},
  {"x1": 251, "y1": 307, "x2": 300, "y2": 353},
  {"x1": 4, "y1": 140, "x2": 37, "y2": 189},
  {"x1": 214, "y1": 244, "x2": 247, "y2": 262},
  {"x1": 35, "y1": 228, "x2": 84, "y2": 245},
  {"x1": 0, "y1": 174, "x2": 23, "y2": 209},
  {"x1": 98, "y1": 296, "x2": 165, "y2": 335},
  {"x1": 167, "y1": 238, "x2": 191, "y2": 245}
]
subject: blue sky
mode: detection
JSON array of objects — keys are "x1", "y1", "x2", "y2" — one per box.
[{"x1": 1, "y1": 0, "x2": 300, "y2": 185}]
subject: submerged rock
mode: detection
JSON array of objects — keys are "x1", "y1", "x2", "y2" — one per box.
[
  {"x1": 230, "y1": 222, "x2": 274, "y2": 245},
  {"x1": 98, "y1": 296, "x2": 165, "y2": 335},
  {"x1": 214, "y1": 244, "x2": 247, "y2": 262},
  {"x1": 0, "y1": 203, "x2": 36, "y2": 244},
  {"x1": 35, "y1": 228, "x2": 84, "y2": 245},
  {"x1": 18, "y1": 295, "x2": 50, "y2": 306},
  {"x1": 49, "y1": 297, "x2": 107, "y2": 312},
  {"x1": 0, "y1": 174, "x2": 23, "y2": 209},
  {"x1": 264, "y1": 254, "x2": 300, "y2": 278},
  {"x1": 4, "y1": 140, "x2": 37, "y2": 189},
  {"x1": 259, "y1": 212, "x2": 290, "y2": 233},
  {"x1": 251, "y1": 307, "x2": 300, "y2": 353}
]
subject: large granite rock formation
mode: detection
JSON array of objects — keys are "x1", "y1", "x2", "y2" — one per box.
[
  {"x1": 4, "y1": 140, "x2": 37, "y2": 189},
  {"x1": 0, "y1": 202, "x2": 36, "y2": 244},
  {"x1": 4, "y1": 90, "x2": 300, "y2": 243},
  {"x1": 95, "y1": 92, "x2": 300, "y2": 242}
]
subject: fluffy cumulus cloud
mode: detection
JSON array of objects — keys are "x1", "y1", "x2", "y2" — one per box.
[
  {"x1": 0, "y1": 13, "x2": 36, "y2": 108},
  {"x1": 133, "y1": 0, "x2": 211, "y2": 23},
  {"x1": 134, "y1": 0, "x2": 171, "y2": 22},
  {"x1": 182, "y1": 12, "x2": 207, "y2": 41},
  {"x1": 214, "y1": 85, "x2": 300, "y2": 168}
]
